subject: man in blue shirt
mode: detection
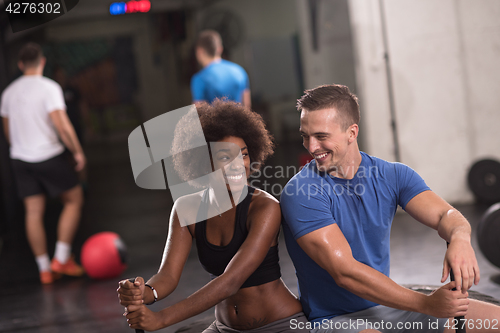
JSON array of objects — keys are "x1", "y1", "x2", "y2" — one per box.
[
  {"x1": 191, "y1": 30, "x2": 250, "y2": 108},
  {"x1": 280, "y1": 84, "x2": 500, "y2": 332}
]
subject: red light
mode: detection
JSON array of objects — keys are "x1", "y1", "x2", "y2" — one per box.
[
  {"x1": 140, "y1": 1, "x2": 151, "y2": 12},
  {"x1": 125, "y1": 1, "x2": 150, "y2": 14}
]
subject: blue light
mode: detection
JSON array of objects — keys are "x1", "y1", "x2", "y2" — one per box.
[{"x1": 110, "y1": 2, "x2": 126, "y2": 15}]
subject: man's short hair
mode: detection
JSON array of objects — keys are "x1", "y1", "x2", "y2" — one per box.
[
  {"x1": 18, "y1": 42, "x2": 43, "y2": 67},
  {"x1": 196, "y1": 30, "x2": 222, "y2": 58},
  {"x1": 297, "y1": 84, "x2": 360, "y2": 131}
]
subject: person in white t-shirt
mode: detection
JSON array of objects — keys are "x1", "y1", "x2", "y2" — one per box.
[{"x1": 1, "y1": 42, "x2": 86, "y2": 284}]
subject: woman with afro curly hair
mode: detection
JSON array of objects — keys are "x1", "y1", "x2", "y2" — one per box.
[{"x1": 118, "y1": 99, "x2": 309, "y2": 332}]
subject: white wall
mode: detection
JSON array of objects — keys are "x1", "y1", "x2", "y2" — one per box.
[
  {"x1": 345, "y1": 0, "x2": 395, "y2": 161},
  {"x1": 458, "y1": 0, "x2": 500, "y2": 160},
  {"x1": 295, "y1": 0, "x2": 357, "y2": 92},
  {"x1": 349, "y1": 0, "x2": 500, "y2": 203}
]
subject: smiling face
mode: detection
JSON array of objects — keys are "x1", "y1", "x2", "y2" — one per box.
[
  {"x1": 211, "y1": 136, "x2": 250, "y2": 191},
  {"x1": 300, "y1": 108, "x2": 358, "y2": 177}
]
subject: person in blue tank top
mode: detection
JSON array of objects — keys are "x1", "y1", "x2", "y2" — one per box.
[
  {"x1": 280, "y1": 84, "x2": 500, "y2": 332},
  {"x1": 191, "y1": 30, "x2": 251, "y2": 108}
]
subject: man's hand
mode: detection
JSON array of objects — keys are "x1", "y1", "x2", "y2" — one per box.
[
  {"x1": 426, "y1": 281, "x2": 469, "y2": 318},
  {"x1": 118, "y1": 277, "x2": 145, "y2": 307},
  {"x1": 73, "y1": 151, "x2": 86, "y2": 172},
  {"x1": 442, "y1": 237, "x2": 480, "y2": 292},
  {"x1": 125, "y1": 304, "x2": 163, "y2": 331},
  {"x1": 404, "y1": 192, "x2": 481, "y2": 292}
]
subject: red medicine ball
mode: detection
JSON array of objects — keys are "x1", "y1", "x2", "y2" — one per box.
[{"x1": 81, "y1": 232, "x2": 127, "y2": 279}]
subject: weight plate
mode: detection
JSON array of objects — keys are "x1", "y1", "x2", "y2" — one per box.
[
  {"x1": 467, "y1": 159, "x2": 500, "y2": 204},
  {"x1": 477, "y1": 203, "x2": 500, "y2": 269}
]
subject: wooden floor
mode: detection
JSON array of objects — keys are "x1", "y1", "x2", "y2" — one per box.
[{"x1": 0, "y1": 140, "x2": 499, "y2": 332}]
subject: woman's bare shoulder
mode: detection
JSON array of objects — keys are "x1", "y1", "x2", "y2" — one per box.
[
  {"x1": 251, "y1": 188, "x2": 279, "y2": 204},
  {"x1": 248, "y1": 188, "x2": 280, "y2": 217},
  {"x1": 173, "y1": 190, "x2": 206, "y2": 226},
  {"x1": 174, "y1": 190, "x2": 205, "y2": 207}
]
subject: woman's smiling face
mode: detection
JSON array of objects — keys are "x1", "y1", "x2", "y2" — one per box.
[{"x1": 211, "y1": 136, "x2": 250, "y2": 191}]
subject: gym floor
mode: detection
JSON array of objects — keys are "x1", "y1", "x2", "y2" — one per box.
[{"x1": 0, "y1": 140, "x2": 499, "y2": 333}]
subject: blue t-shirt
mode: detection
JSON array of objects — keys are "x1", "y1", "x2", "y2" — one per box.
[
  {"x1": 280, "y1": 152, "x2": 430, "y2": 323},
  {"x1": 191, "y1": 59, "x2": 249, "y2": 103}
]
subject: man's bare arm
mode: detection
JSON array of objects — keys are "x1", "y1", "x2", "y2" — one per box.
[
  {"x1": 297, "y1": 223, "x2": 469, "y2": 319},
  {"x1": 49, "y1": 109, "x2": 85, "y2": 171},
  {"x1": 404, "y1": 190, "x2": 480, "y2": 292}
]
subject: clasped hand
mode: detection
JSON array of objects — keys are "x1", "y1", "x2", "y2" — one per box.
[
  {"x1": 117, "y1": 277, "x2": 162, "y2": 331},
  {"x1": 427, "y1": 281, "x2": 469, "y2": 318}
]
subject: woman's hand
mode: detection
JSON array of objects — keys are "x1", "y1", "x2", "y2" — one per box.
[
  {"x1": 125, "y1": 304, "x2": 164, "y2": 331},
  {"x1": 425, "y1": 281, "x2": 469, "y2": 318},
  {"x1": 117, "y1": 277, "x2": 145, "y2": 306}
]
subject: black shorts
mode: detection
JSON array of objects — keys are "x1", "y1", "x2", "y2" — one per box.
[{"x1": 11, "y1": 153, "x2": 79, "y2": 199}]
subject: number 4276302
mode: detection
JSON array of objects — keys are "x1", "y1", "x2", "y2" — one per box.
[
  {"x1": 445, "y1": 318, "x2": 498, "y2": 330},
  {"x1": 5, "y1": 2, "x2": 62, "y2": 14}
]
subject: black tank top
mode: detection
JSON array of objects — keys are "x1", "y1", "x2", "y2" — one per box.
[{"x1": 195, "y1": 186, "x2": 281, "y2": 288}]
